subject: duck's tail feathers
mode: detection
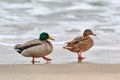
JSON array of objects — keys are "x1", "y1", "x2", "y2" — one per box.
[
  {"x1": 63, "y1": 46, "x2": 73, "y2": 49},
  {"x1": 14, "y1": 44, "x2": 23, "y2": 54}
]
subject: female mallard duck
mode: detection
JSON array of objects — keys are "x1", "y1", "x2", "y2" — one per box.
[
  {"x1": 14, "y1": 32, "x2": 54, "y2": 64},
  {"x1": 63, "y1": 29, "x2": 96, "y2": 61}
]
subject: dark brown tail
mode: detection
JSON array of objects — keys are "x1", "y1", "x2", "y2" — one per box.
[{"x1": 14, "y1": 44, "x2": 23, "y2": 54}]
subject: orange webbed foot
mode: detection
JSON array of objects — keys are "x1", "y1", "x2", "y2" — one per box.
[
  {"x1": 42, "y1": 56, "x2": 51, "y2": 62},
  {"x1": 78, "y1": 56, "x2": 85, "y2": 60},
  {"x1": 78, "y1": 56, "x2": 85, "y2": 63}
]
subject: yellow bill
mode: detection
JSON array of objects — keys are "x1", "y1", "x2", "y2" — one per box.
[{"x1": 48, "y1": 36, "x2": 55, "y2": 40}]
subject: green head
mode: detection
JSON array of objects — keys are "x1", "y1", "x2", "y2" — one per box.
[{"x1": 39, "y1": 32, "x2": 54, "y2": 41}]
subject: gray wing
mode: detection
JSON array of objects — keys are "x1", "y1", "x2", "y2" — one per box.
[{"x1": 17, "y1": 39, "x2": 43, "y2": 49}]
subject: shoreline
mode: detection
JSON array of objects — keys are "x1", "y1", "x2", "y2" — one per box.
[{"x1": 0, "y1": 63, "x2": 120, "y2": 80}]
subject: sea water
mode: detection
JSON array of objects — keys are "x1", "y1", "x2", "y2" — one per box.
[{"x1": 0, "y1": 0, "x2": 120, "y2": 64}]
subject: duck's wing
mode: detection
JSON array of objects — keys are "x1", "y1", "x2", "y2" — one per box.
[
  {"x1": 71, "y1": 36, "x2": 91, "y2": 46},
  {"x1": 65, "y1": 36, "x2": 89, "y2": 48},
  {"x1": 64, "y1": 36, "x2": 83, "y2": 49},
  {"x1": 17, "y1": 39, "x2": 43, "y2": 49},
  {"x1": 64, "y1": 36, "x2": 83, "y2": 51},
  {"x1": 64, "y1": 36, "x2": 91, "y2": 52},
  {"x1": 67, "y1": 36, "x2": 84, "y2": 44}
]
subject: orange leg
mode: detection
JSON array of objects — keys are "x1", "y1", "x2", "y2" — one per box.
[
  {"x1": 42, "y1": 56, "x2": 51, "y2": 62},
  {"x1": 78, "y1": 50, "x2": 84, "y2": 60},
  {"x1": 32, "y1": 57, "x2": 35, "y2": 64}
]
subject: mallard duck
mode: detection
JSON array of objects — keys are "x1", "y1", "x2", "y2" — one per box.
[
  {"x1": 63, "y1": 29, "x2": 96, "y2": 61},
  {"x1": 14, "y1": 32, "x2": 54, "y2": 64}
]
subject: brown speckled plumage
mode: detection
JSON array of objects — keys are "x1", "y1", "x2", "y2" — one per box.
[
  {"x1": 65, "y1": 36, "x2": 94, "y2": 52},
  {"x1": 63, "y1": 29, "x2": 96, "y2": 60}
]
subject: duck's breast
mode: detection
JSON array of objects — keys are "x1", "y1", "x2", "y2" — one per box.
[{"x1": 82, "y1": 37, "x2": 94, "y2": 52}]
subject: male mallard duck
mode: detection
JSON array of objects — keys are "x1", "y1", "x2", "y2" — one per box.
[
  {"x1": 14, "y1": 32, "x2": 54, "y2": 64},
  {"x1": 63, "y1": 29, "x2": 96, "y2": 61}
]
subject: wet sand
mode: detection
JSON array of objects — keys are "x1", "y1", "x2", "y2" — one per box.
[{"x1": 0, "y1": 63, "x2": 120, "y2": 80}]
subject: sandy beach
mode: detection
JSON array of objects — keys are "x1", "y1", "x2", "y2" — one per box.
[
  {"x1": 0, "y1": 0, "x2": 120, "y2": 80},
  {"x1": 0, "y1": 63, "x2": 120, "y2": 80}
]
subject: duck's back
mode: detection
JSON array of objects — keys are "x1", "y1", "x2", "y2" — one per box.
[{"x1": 66, "y1": 36, "x2": 94, "y2": 52}]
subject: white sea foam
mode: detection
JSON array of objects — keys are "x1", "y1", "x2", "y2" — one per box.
[
  {"x1": 0, "y1": 35, "x2": 17, "y2": 39},
  {"x1": 27, "y1": 6, "x2": 53, "y2": 15},
  {"x1": 0, "y1": 42, "x2": 14, "y2": 46},
  {"x1": 66, "y1": 2, "x2": 96, "y2": 10},
  {"x1": 0, "y1": 0, "x2": 120, "y2": 64}
]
